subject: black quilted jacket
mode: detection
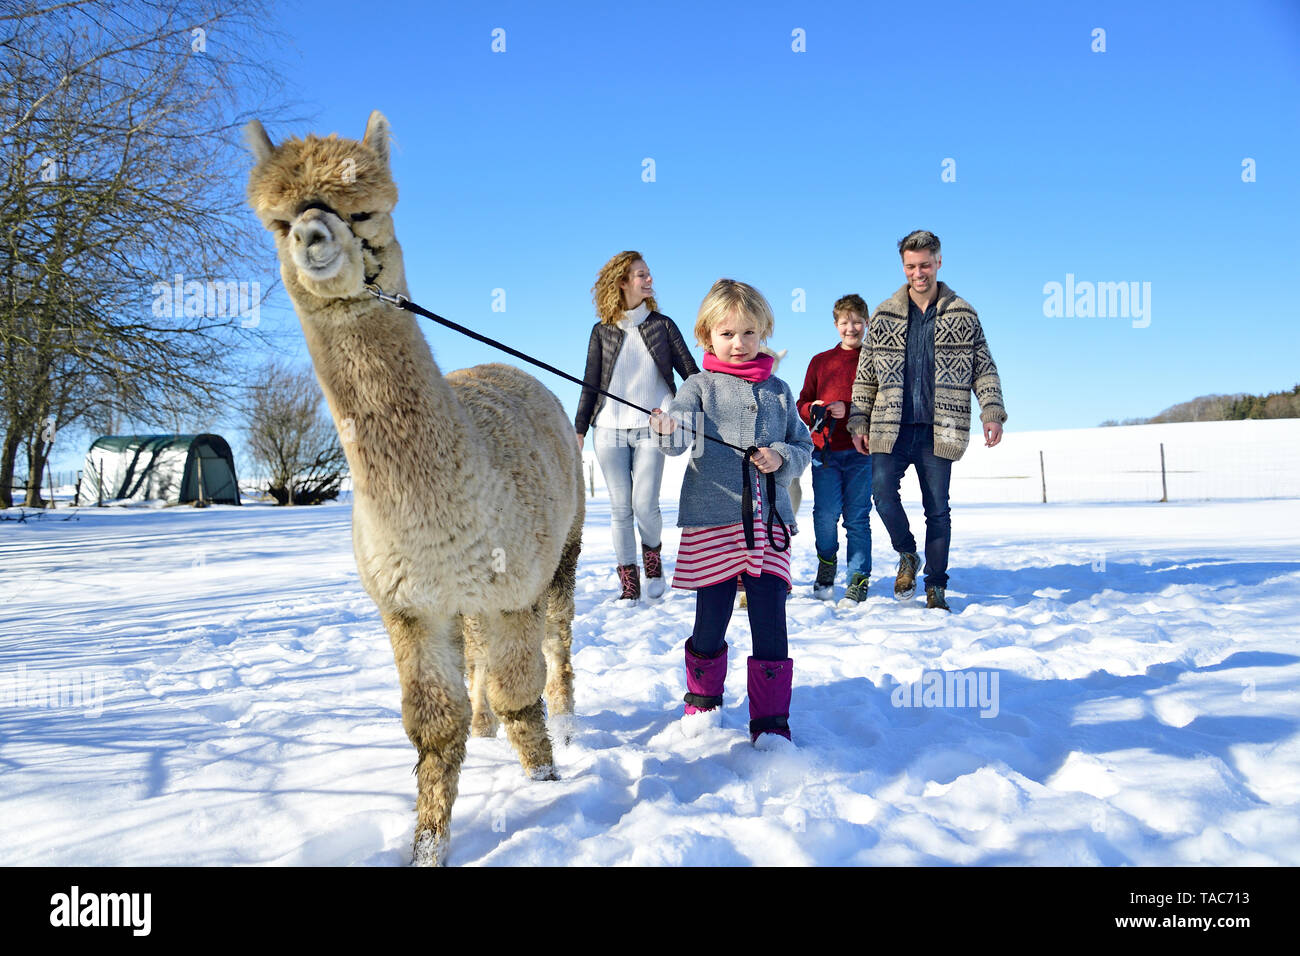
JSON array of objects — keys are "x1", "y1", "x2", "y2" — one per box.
[{"x1": 574, "y1": 313, "x2": 701, "y2": 435}]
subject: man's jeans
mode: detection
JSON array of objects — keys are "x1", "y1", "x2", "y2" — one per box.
[
  {"x1": 811, "y1": 447, "x2": 873, "y2": 577},
  {"x1": 593, "y1": 426, "x2": 665, "y2": 566},
  {"x1": 871, "y1": 424, "x2": 952, "y2": 589}
]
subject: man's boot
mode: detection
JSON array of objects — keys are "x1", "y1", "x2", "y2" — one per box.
[
  {"x1": 925, "y1": 584, "x2": 950, "y2": 612},
  {"x1": 894, "y1": 551, "x2": 920, "y2": 601}
]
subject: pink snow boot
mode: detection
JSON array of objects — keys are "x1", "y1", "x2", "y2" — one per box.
[
  {"x1": 747, "y1": 657, "x2": 793, "y2": 742},
  {"x1": 684, "y1": 640, "x2": 727, "y2": 715}
]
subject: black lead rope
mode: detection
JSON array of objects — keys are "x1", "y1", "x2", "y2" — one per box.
[
  {"x1": 365, "y1": 284, "x2": 790, "y2": 553},
  {"x1": 742, "y1": 446, "x2": 791, "y2": 553}
]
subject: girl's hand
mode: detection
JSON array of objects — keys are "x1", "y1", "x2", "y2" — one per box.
[
  {"x1": 649, "y1": 408, "x2": 677, "y2": 435},
  {"x1": 751, "y1": 447, "x2": 784, "y2": 474},
  {"x1": 825, "y1": 400, "x2": 847, "y2": 419}
]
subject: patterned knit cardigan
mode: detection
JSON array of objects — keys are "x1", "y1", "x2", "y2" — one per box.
[{"x1": 846, "y1": 282, "x2": 1007, "y2": 461}]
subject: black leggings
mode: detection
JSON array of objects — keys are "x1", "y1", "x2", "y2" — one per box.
[{"x1": 688, "y1": 572, "x2": 789, "y2": 661}]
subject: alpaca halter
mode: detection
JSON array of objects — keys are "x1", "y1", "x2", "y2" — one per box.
[{"x1": 361, "y1": 283, "x2": 792, "y2": 552}]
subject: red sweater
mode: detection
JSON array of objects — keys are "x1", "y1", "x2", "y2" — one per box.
[{"x1": 797, "y1": 345, "x2": 861, "y2": 452}]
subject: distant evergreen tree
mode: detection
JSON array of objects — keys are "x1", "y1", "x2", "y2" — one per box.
[{"x1": 1100, "y1": 384, "x2": 1299, "y2": 426}]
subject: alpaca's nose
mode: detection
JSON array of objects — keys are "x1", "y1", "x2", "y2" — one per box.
[{"x1": 291, "y1": 218, "x2": 333, "y2": 261}]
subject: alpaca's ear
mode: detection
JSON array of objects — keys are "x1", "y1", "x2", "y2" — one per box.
[
  {"x1": 363, "y1": 110, "x2": 391, "y2": 166},
  {"x1": 243, "y1": 120, "x2": 275, "y2": 164}
]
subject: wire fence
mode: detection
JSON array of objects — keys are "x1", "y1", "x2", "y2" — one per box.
[
  {"x1": 583, "y1": 419, "x2": 1300, "y2": 506},
  {"x1": 946, "y1": 419, "x2": 1299, "y2": 504}
]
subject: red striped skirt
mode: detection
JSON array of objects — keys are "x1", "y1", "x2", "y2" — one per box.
[{"x1": 672, "y1": 486, "x2": 792, "y2": 590}]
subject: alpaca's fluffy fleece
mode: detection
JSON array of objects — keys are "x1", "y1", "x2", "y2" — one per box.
[{"x1": 244, "y1": 111, "x2": 584, "y2": 865}]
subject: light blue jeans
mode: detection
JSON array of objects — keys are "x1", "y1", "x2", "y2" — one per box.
[{"x1": 593, "y1": 425, "x2": 666, "y2": 566}]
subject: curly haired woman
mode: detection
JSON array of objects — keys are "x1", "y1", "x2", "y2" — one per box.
[{"x1": 576, "y1": 251, "x2": 700, "y2": 601}]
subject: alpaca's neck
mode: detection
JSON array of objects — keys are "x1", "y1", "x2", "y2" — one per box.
[{"x1": 298, "y1": 298, "x2": 488, "y2": 506}]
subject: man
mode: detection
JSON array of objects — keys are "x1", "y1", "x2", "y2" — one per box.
[
  {"x1": 847, "y1": 231, "x2": 1007, "y2": 611},
  {"x1": 797, "y1": 294, "x2": 873, "y2": 606}
]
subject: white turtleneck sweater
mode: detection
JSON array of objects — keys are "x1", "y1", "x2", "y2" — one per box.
[{"x1": 594, "y1": 301, "x2": 673, "y2": 430}]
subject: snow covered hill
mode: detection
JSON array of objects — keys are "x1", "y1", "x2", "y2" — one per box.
[{"x1": 2, "y1": 420, "x2": 1298, "y2": 865}]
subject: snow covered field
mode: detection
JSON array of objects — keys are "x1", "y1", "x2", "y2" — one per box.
[{"x1": 2, "y1": 421, "x2": 1299, "y2": 866}]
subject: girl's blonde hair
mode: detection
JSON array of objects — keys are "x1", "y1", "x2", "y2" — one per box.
[
  {"x1": 693, "y1": 278, "x2": 775, "y2": 353},
  {"x1": 592, "y1": 250, "x2": 658, "y2": 325}
]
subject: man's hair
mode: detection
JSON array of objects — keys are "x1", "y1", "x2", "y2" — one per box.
[
  {"x1": 898, "y1": 230, "x2": 941, "y2": 257},
  {"x1": 832, "y1": 293, "x2": 869, "y2": 320},
  {"x1": 694, "y1": 278, "x2": 775, "y2": 352}
]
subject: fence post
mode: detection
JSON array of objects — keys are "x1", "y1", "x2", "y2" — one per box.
[
  {"x1": 588, "y1": 459, "x2": 595, "y2": 498},
  {"x1": 48, "y1": 466, "x2": 55, "y2": 509},
  {"x1": 1039, "y1": 450, "x2": 1047, "y2": 503},
  {"x1": 1159, "y1": 442, "x2": 1168, "y2": 502},
  {"x1": 97, "y1": 460, "x2": 104, "y2": 507}
]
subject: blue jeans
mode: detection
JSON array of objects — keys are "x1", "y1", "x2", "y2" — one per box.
[
  {"x1": 593, "y1": 426, "x2": 665, "y2": 566},
  {"x1": 688, "y1": 573, "x2": 789, "y2": 661},
  {"x1": 810, "y1": 447, "x2": 873, "y2": 577},
  {"x1": 871, "y1": 425, "x2": 952, "y2": 589}
]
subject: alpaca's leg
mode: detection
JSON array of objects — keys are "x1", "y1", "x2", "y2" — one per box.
[
  {"x1": 462, "y1": 614, "x2": 499, "y2": 738},
  {"x1": 482, "y1": 603, "x2": 556, "y2": 780},
  {"x1": 543, "y1": 520, "x2": 582, "y2": 730},
  {"x1": 384, "y1": 610, "x2": 471, "y2": 867}
]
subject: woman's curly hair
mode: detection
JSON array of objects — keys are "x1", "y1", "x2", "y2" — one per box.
[{"x1": 592, "y1": 250, "x2": 658, "y2": 325}]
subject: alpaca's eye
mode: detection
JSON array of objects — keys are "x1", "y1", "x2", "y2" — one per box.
[{"x1": 349, "y1": 212, "x2": 371, "y2": 222}]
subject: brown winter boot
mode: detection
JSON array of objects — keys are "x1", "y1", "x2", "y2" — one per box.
[
  {"x1": 616, "y1": 563, "x2": 641, "y2": 602},
  {"x1": 642, "y1": 543, "x2": 664, "y2": 598},
  {"x1": 894, "y1": 551, "x2": 920, "y2": 601}
]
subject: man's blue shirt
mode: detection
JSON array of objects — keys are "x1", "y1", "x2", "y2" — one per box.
[{"x1": 900, "y1": 294, "x2": 936, "y2": 425}]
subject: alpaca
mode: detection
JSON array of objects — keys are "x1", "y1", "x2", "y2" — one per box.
[{"x1": 243, "y1": 111, "x2": 584, "y2": 866}]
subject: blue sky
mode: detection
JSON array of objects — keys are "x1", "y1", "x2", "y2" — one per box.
[{"x1": 57, "y1": 0, "x2": 1300, "y2": 474}]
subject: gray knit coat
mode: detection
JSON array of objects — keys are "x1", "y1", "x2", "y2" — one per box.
[{"x1": 657, "y1": 369, "x2": 812, "y2": 529}]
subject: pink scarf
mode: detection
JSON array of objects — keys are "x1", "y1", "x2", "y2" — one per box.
[{"x1": 703, "y1": 351, "x2": 773, "y2": 382}]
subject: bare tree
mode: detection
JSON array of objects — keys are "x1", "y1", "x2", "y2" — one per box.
[
  {"x1": 1, "y1": 0, "x2": 291, "y2": 506},
  {"x1": 245, "y1": 358, "x2": 346, "y2": 506}
]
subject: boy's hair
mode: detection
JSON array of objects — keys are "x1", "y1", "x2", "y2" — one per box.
[
  {"x1": 898, "y1": 230, "x2": 941, "y2": 257},
  {"x1": 592, "y1": 250, "x2": 658, "y2": 325},
  {"x1": 832, "y1": 293, "x2": 869, "y2": 320},
  {"x1": 694, "y1": 278, "x2": 775, "y2": 353}
]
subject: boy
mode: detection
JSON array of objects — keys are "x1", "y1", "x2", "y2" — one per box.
[{"x1": 797, "y1": 294, "x2": 873, "y2": 605}]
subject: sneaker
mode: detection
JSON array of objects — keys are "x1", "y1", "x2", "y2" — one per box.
[
  {"x1": 616, "y1": 563, "x2": 640, "y2": 602},
  {"x1": 812, "y1": 554, "x2": 836, "y2": 601},
  {"x1": 642, "y1": 543, "x2": 665, "y2": 599},
  {"x1": 925, "y1": 585, "x2": 951, "y2": 612},
  {"x1": 839, "y1": 571, "x2": 869, "y2": 607},
  {"x1": 894, "y1": 551, "x2": 920, "y2": 601}
]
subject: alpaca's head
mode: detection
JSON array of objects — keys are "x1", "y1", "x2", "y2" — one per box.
[
  {"x1": 244, "y1": 111, "x2": 403, "y2": 303},
  {"x1": 760, "y1": 345, "x2": 788, "y2": 373}
]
